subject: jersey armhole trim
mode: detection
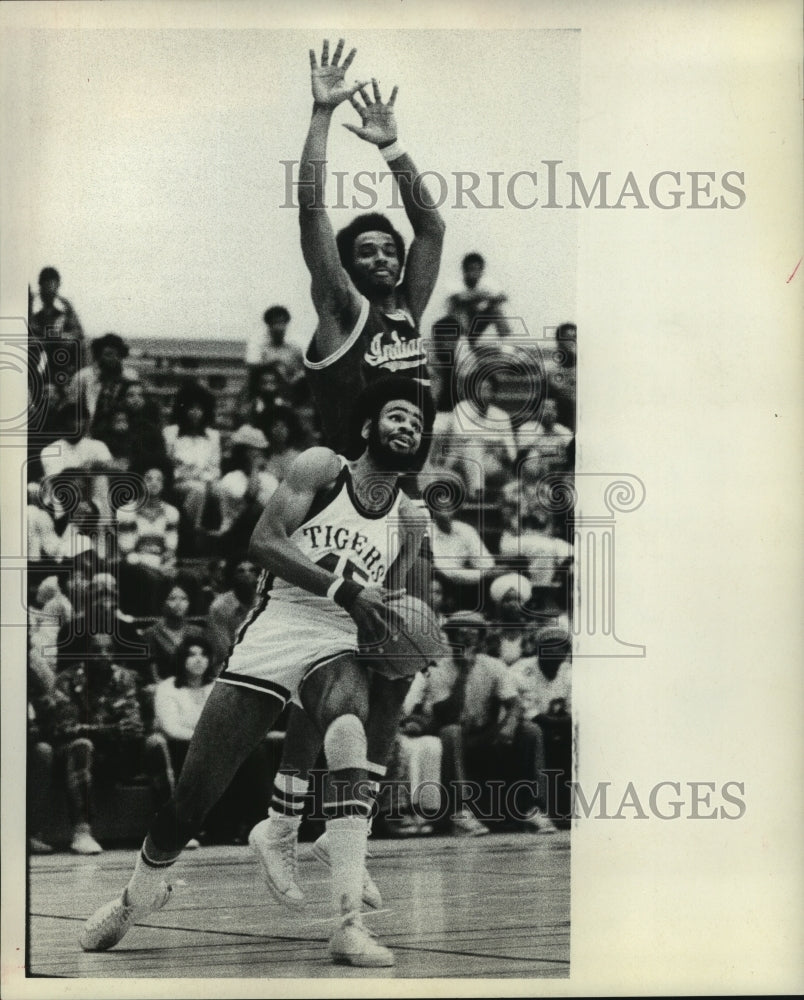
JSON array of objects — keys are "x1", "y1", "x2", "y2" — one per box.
[{"x1": 304, "y1": 296, "x2": 369, "y2": 371}]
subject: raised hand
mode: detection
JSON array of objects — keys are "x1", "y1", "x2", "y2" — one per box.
[
  {"x1": 343, "y1": 78, "x2": 399, "y2": 146},
  {"x1": 309, "y1": 38, "x2": 366, "y2": 108}
]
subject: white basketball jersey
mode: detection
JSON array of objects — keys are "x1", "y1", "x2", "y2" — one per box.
[{"x1": 250, "y1": 457, "x2": 405, "y2": 625}]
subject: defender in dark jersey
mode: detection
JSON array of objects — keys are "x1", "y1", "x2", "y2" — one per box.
[{"x1": 258, "y1": 38, "x2": 447, "y2": 913}]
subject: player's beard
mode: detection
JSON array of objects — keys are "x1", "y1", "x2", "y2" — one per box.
[{"x1": 366, "y1": 420, "x2": 420, "y2": 473}]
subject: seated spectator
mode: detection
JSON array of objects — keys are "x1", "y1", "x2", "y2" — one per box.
[
  {"x1": 516, "y1": 398, "x2": 574, "y2": 480},
  {"x1": 28, "y1": 266, "x2": 85, "y2": 388},
  {"x1": 543, "y1": 322, "x2": 577, "y2": 433},
  {"x1": 152, "y1": 634, "x2": 216, "y2": 849},
  {"x1": 65, "y1": 332, "x2": 139, "y2": 434},
  {"x1": 93, "y1": 406, "x2": 137, "y2": 471},
  {"x1": 117, "y1": 464, "x2": 180, "y2": 617},
  {"x1": 27, "y1": 483, "x2": 61, "y2": 564},
  {"x1": 52, "y1": 631, "x2": 173, "y2": 855},
  {"x1": 29, "y1": 576, "x2": 73, "y2": 672},
  {"x1": 164, "y1": 380, "x2": 221, "y2": 533},
  {"x1": 235, "y1": 361, "x2": 292, "y2": 433},
  {"x1": 39, "y1": 402, "x2": 113, "y2": 523},
  {"x1": 212, "y1": 424, "x2": 279, "y2": 544},
  {"x1": 390, "y1": 707, "x2": 443, "y2": 837},
  {"x1": 120, "y1": 379, "x2": 168, "y2": 471},
  {"x1": 28, "y1": 646, "x2": 58, "y2": 854},
  {"x1": 263, "y1": 404, "x2": 305, "y2": 483},
  {"x1": 484, "y1": 572, "x2": 537, "y2": 665},
  {"x1": 417, "y1": 610, "x2": 556, "y2": 834},
  {"x1": 245, "y1": 306, "x2": 306, "y2": 401},
  {"x1": 439, "y1": 369, "x2": 517, "y2": 503},
  {"x1": 57, "y1": 572, "x2": 141, "y2": 675},
  {"x1": 206, "y1": 558, "x2": 259, "y2": 667},
  {"x1": 498, "y1": 492, "x2": 573, "y2": 611},
  {"x1": 430, "y1": 506, "x2": 493, "y2": 589},
  {"x1": 140, "y1": 579, "x2": 205, "y2": 683},
  {"x1": 508, "y1": 626, "x2": 572, "y2": 821}
]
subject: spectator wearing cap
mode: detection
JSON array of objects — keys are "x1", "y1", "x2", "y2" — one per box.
[
  {"x1": 245, "y1": 306, "x2": 306, "y2": 399},
  {"x1": 164, "y1": 380, "x2": 221, "y2": 532},
  {"x1": 65, "y1": 333, "x2": 139, "y2": 432},
  {"x1": 29, "y1": 266, "x2": 85, "y2": 387},
  {"x1": 212, "y1": 424, "x2": 279, "y2": 543}
]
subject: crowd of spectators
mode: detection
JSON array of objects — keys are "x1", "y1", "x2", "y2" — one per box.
[{"x1": 25, "y1": 257, "x2": 576, "y2": 852}]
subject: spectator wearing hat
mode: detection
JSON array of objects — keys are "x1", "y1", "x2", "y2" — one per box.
[
  {"x1": 65, "y1": 333, "x2": 139, "y2": 433},
  {"x1": 212, "y1": 424, "x2": 279, "y2": 544},
  {"x1": 486, "y1": 572, "x2": 537, "y2": 666},
  {"x1": 164, "y1": 380, "x2": 221, "y2": 533}
]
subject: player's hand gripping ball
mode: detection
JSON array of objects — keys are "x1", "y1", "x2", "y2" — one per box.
[{"x1": 359, "y1": 594, "x2": 446, "y2": 679}]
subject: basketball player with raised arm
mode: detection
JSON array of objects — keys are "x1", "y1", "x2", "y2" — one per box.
[
  {"x1": 80, "y1": 376, "x2": 433, "y2": 966},
  {"x1": 254, "y1": 37, "x2": 446, "y2": 909}
]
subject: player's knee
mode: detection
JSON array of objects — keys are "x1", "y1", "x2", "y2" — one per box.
[{"x1": 323, "y1": 714, "x2": 367, "y2": 772}]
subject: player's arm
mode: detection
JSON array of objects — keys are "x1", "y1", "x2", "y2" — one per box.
[
  {"x1": 298, "y1": 39, "x2": 365, "y2": 352},
  {"x1": 344, "y1": 79, "x2": 446, "y2": 325},
  {"x1": 384, "y1": 493, "x2": 431, "y2": 592},
  {"x1": 248, "y1": 446, "x2": 393, "y2": 641}
]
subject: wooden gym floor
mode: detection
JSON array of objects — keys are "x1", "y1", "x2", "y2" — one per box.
[{"x1": 27, "y1": 831, "x2": 570, "y2": 981}]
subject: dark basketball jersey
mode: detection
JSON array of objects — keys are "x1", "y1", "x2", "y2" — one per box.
[{"x1": 305, "y1": 295, "x2": 430, "y2": 457}]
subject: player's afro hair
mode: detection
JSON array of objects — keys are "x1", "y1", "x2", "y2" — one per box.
[
  {"x1": 349, "y1": 374, "x2": 435, "y2": 468},
  {"x1": 336, "y1": 213, "x2": 406, "y2": 278}
]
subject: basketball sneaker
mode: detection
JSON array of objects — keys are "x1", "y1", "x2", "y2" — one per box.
[
  {"x1": 521, "y1": 807, "x2": 559, "y2": 834},
  {"x1": 329, "y1": 911, "x2": 394, "y2": 967},
  {"x1": 78, "y1": 882, "x2": 172, "y2": 952},
  {"x1": 312, "y1": 832, "x2": 382, "y2": 910},
  {"x1": 450, "y1": 808, "x2": 490, "y2": 837},
  {"x1": 249, "y1": 818, "x2": 304, "y2": 908}
]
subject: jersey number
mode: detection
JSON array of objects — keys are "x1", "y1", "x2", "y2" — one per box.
[{"x1": 316, "y1": 552, "x2": 371, "y2": 585}]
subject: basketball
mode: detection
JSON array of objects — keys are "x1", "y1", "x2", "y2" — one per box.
[{"x1": 359, "y1": 594, "x2": 448, "y2": 679}]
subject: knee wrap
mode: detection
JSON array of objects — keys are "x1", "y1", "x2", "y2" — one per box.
[{"x1": 324, "y1": 714, "x2": 367, "y2": 772}]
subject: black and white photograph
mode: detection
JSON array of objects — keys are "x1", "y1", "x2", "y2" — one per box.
[{"x1": 1, "y1": 1, "x2": 801, "y2": 997}]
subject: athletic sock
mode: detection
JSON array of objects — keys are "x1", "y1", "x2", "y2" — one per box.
[
  {"x1": 268, "y1": 772, "x2": 309, "y2": 821},
  {"x1": 125, "y1": 835, "x2": 179, "y2": 908},
  {"x1": 325, "y1": 815, "x2": 369, "y2": 916},
  {"x1": 365, "y1": 763, "x2": 385, "y2": 837}
]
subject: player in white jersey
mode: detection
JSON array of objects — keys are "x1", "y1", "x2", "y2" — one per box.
[{"x1": 79, "y1": 376, "x2": 433, "y2": 967}]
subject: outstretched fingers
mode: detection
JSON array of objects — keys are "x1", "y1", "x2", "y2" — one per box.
[
  {"x1": 388, "y1": 85, "x2": 399, "y2": 106},
  {"x1": 341, "y1": 47, "x2": 357, "y2": 72},
  {"x1": 321, "y1": 38, "x2": 330, "y2": 66}
]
